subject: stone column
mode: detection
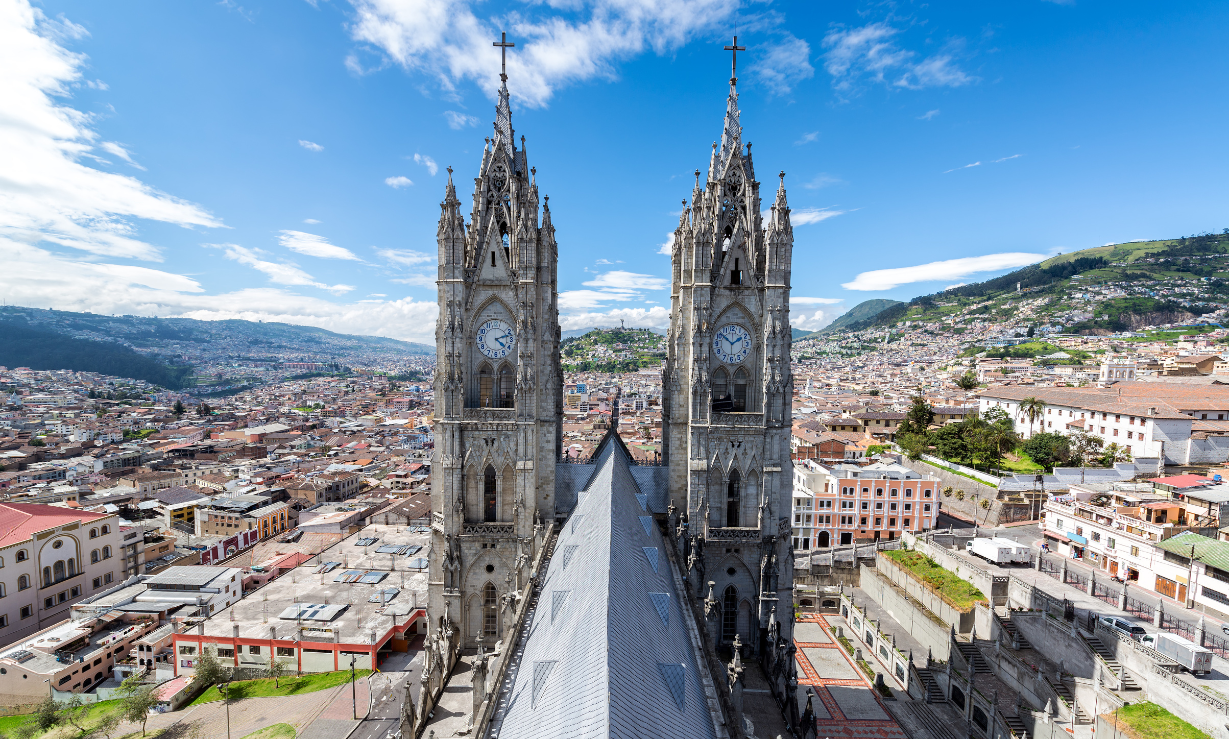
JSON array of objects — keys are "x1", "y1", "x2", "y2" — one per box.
[
  {"x1": 1060, "y1": 558, "x2": 1068, "y2": 585},
  {"x1": 1152, "y1": 601, "x2": 1163, "y2": 628},
  {"x1": 1197, "y1": 615, "x2": 1206, "y2": 647},
  {"x1": 1035, "y1": 550, "x2": 1044, "y2": 572},
  {"x1": 1118, "y1": 581, "x2": 1128, "y2": 611}
]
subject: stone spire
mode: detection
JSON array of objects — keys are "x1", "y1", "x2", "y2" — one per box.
[
  {"x1": 494, "y1": 79, "x2": 514, "y2": 159},
  {"x1": 715, "y1": 85, "x2": 742, "y2": 178}
]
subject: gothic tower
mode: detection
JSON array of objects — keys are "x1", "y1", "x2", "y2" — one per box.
[
  {"x1": 429, "y1": 59, "x2": 562, "y2": 649},
  {"x1": 663, "y1": 48, "x2": 796, "y2": 653}
]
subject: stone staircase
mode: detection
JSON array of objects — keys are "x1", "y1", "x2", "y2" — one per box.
[
  {"x1": 1082, "y1": 634, "x2": 1140, "y2": 691},
  {"x1": 916, "y1": 668, "x2": 946, "y2": 703},
  {"x1": 900, "y1": 701, "x2": 960, "y2": 739},
  {"x1": 954, "y1": 640, "x2": 987, "y2": 674},
  {"x1": 1002, "y1": 712, "x2": 1030, "y2": 739},
  {"x1": 1000, "y1": 618, "x2": 1032, "y2": 650},
  {"x1": 1046, "y1": 678, "x2": 1089, "y2": 723}
]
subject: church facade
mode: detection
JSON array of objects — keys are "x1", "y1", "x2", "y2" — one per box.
[{"x1": 422, "y1": 41, "x2": 798, "y2": 739}]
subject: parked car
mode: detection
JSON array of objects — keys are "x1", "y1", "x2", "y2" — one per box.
[{"x1": 1100, "y1": 616, "x2": 1148, "y2": 642}]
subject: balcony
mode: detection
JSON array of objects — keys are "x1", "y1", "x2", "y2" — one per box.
[
  {"x1": 708, "y1": 527, "x2": 762, "y2": 541},
  {"x1": 710, "y1": 412, "x2": 765, "y2": 428}
]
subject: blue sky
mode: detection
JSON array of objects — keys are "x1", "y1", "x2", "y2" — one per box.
[{"x1": 3, "y1": 0, "x2": 1229, "y2": 342}]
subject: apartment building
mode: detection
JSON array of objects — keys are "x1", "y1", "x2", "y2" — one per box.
[
  {"x1": 0, "y1": 615, "x2": 158, "y2": 700},
  {"x1": 0, "y1": 504, "x2": 123, "y2": 646},
  {"x1": 793, "y1": 460, "x2": 938, "y2": 546}
]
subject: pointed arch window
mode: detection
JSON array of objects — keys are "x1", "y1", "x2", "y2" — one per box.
[
  {"x1": 483, "y1": 582, "x2": 499, "y2": 637},
  {"x1": 478, "y1": 363, "x2": 494, "y2": 408},
  {"x1": 53, "y1": 561, "x2": 65, "y2": 583},
  {"x1": 497, "y1": 364, "x2": 514, "y2": 408},
  {"x1": 43, "y1": 566, "x2": 52, "y2": 587},
  {"x1": 712, "y1": 368, "x2": 730, "y2": 412},
  {"x1": 732, "y1": 368, "x2": 749, "y2": 412},
  {"x1": 722, "y1": 585, "x2": 738, "y2": 643},
  {"x1": 483, "y1": 466, "x2": 498, "y2": 522},
  {"x1": 500, "y1": 222, "x2": 510, "y2": 265},
  {"x1": 727, "y1": 469, "x2": 741, "y2": 528}
]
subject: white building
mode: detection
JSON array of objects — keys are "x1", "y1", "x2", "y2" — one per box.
[
  {"x1": 791, "y1": 459, "x2": 837, "y2": 551},
  {"x1": 0, "y1": 504, "x2": 124, "y2": 647}
]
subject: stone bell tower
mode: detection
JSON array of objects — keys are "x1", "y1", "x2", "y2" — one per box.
[
  {"x1": 429, "y1": 36, "x2": 562, "y2": 650},
  {"x1": 663, "y1": 38, "x2": 796, "y2": 654}
]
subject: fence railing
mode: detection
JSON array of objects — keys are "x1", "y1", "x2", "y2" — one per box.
[
  {"x1": 1123, "y1": 596, "x2": 1153, "y2": 620},
  {"x1": 1065, "y1": 572, "x2": 1088, "y2": 593},
  {"x1": 1092, "y1": 581, "x2": 1119, "y2": 606},
  {"x1": 1161, "y1": 613, "x2": 1195, "y2": 641},
  {"x1": 1203, "y1": 629, "x2": 1229, "y2": 659}
]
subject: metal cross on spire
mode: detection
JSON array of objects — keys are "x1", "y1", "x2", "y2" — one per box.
[
  {"x1": 724, "y1": 35, "x2": 746, "y2": 84},
  {"x1": 493, "y1": 32, "x2": 515, "y2": 82}
]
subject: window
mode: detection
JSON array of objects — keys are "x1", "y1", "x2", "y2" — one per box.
[
  {"x1": 91, "y1": 549, "x2": 100, "y2": 564},
  {"x1": 712, "y1": 368, "x2": 728, "y2": 409},
  {"x1": 478, "y1": 363, "x2": 493, "y2": 407},
  {"x1": 42, "y1": 566, "x2": 51, "y2": 587},
  {"x1": 104, "y1": 573, "x2": 113, "y2": 584},
  {"x1": 0, "y1": 615, "x2": 7, "y2": 628},
  {"x1": 889, "y1": 518, "x2": 896, "y2": 527},
  {"x1": 15, "y1": 551, "x2": 26, "y2": 563},
  {"x1": 180, "y1": 646, "x2": 196, "y2": 655},
  {"x1": 1107, "y1": 537, "x2": 1115, "y2": 549},
  {"x1": 890, "y1": 489, "x2": 898, "y2": 497},
  {"x1": 903, "y1": 519, "x2": 911, "y2": 527},
  {"x1": 923, "y1": 504, "x2": 931, "y2": 512},
  {"x1": 44, "y1": 597, "x2": 53, "y2": 609},
  {"x1": 722, "y1": 585, "x2": 738, "y2": 643},
  {"x1": 1091, "y1": 532, "x2": 1100, "y2": 542},
  {"x1": 17, "y1": 575, "x2": 29, "y2": 591},
  {"x1": 102, "y1": 546, "x2": 111, "y2": 559},
  {"x1": 875, "y1": 502, "x2": 883, "y2": 511},
  {"x1": 483, "y1": 466, "x2": 497, "y2": 522},
  {"x1": 1113, "y1": 429, "x2": 1118, "y2": 437},
  {"x1": 70, "y1": 586, "x2": 79, "y2": 597},
  {"x1": 217, "y1": 648, "x2": 235, "y2": 658},
  {"x1": 249, "y1": 645, "x2": 261, "y2": 655},
  {"x1": 889, "y1": 503, "x2": 898, "y2": 511},
  {"x1": 1203, "y1": 587, "x2": 1229, "y2": 606},
  {"x1": 860, "y1": 517, "x2": 868, "y2": 526},
  {"x1": 89, "y1": 528, "x2": 98, "y2": 539},
  {"x1": 497, "y1": 364, "x2": 514, "y2": 408},
  {"x1": 1130, "y1": 545, "x2": 1139, "y2": 557},
  {"x1": 101, "y1": 526, "x2": 109, "y2": 535},
  {"x1": 276, "y1": 647, "x2": 295, "y2": 657},
  {"x1": 20, "y1": 606, "x2": 31, "y2": 619},
  {"x1": 732, "y1": 368, "x2": 748, "y2": 411},
  {"x1": 923, "y1": 489, "x2": 932, "y2": 498},
  {"x1": 1055, "y1": 518, "x2": 1064, "y2": 530},
  {"x1": 92, "y1": 577, "x2": 102, "y2": 589},
  {"x1": 483, "y1": 583, "x2": 499, "y2": 638},
  {"x1": 727, "y1": 470, "x2": 741, "y2": 527},
  {"x1": 876, "y1": 488, "x2": 884, "y2": 497}
]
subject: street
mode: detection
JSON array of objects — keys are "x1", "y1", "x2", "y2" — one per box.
[{"x1": 350, "y1": 647, "x2": 423, "y2": 739}]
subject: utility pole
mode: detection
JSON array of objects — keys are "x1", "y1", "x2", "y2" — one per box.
[
  {"x1": 351, "y1": 655, "x2": 358, "y2": 720},
  {"x1": 222, "y1": 681, "x2": 232, "y2": 739}
]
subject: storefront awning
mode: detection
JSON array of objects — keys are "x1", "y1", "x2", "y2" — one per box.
[{"x1": 1066, "y1": 532, "x2": 1088, "y2": 545}]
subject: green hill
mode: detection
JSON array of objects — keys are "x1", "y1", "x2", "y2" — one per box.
[
  {"x1": 817, "y1": 299, "x2": 904, "y2": 335},
  {"x1": 822, "y1": 232, "x2": 1229, "y2": 335},
  {"x1": 560, "y1": 327, "x2": 665, "y2": 372},
  {"x1": 0, "y1": 322, "x2": 193, "y2": 389}
]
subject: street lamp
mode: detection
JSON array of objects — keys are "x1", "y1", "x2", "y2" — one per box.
[
  {"x1": 351, "y1": 655, "x2": 357, "y2": 720},
  {"x1": 221, "y1": 681, "x2": 232, "y2": 739}
]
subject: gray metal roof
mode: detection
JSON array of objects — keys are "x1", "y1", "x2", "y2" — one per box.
[
  {"x1": 144, "y1": 566, "x2": 230, "y2": 587},
  {"x1": 493, "y1": 437, "x2": 718, "y2": 739}
]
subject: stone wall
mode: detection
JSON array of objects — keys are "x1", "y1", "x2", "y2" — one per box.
[
  {"x1": 873, "y1": 556, "x2": 976, "y2": 634},
  {"x1": 1007, "y1": 612, "x2": 1097, "y2": 681},
  {"x1": 907, "y1": 539, "x2": 1008, "y2": 607},
  {"x1": 856, "y1": 564, "x2": 954, "y2": 660},
  {"x1": 901, "y1": 458, "x2": 1001, "y2": 525}
]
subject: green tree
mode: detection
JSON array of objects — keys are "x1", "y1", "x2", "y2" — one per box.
[
  {"x1": 1069, "y1": 431, "x2": 1105, "y2": 468},
  {"x1": 956, "y1": 370, "x2": 979, "y2": 391},
  {"x1": 899, "y1": 393, "x2": 935, "y2": 436},
  {"x1": 1021, "y1": 432, "x2": 1071, "y2": 471},
  {"x1": 197, "y1": 402, "x2": 212, "y2": 417},
  {"x1": 1019, "y1": 397, "x2": 1047, "y2": 438},
  {"x1": 896, "y1": 432, "x2": 929, "y2": 461},
  {"x1": 972, "y1": 408, "x2": 1019, "y2": 470},
  {"x1": 1100, "y1": 442, "x2": 1133, "y2": 466},
  {"x1": 32, "y1": 696, "x2": 59, "y2": 731},
  {"x1": 267, "y1": 656, "x2": 290, "y2": 688},
  {"x1": 117, "y1": 675, "x2": 158, "y2": 736},
  {"x1": 192, "y1": 649, "x2": 228, "y2": 689},
  {"x1": 1026, "y1": 325, "x2": 1036, "y2": 338},
  {"x1": 173, "y1": 400, "x2": 185, "y2": 417},
  {"x1": 933, "y1": 423, "x2": 972, "y2": 464}
]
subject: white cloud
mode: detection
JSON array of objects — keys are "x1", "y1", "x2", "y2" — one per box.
[
  {"x1": 795, "y1": 131, "x2": 819, "y2": 145},
  {"x1": 791, "y1": 297, "x2": 842, "y2": 305},
  {"x1": 210, "y1": 243, "x2": 355, "y2": 294},
  {"x1": 822, "y1": 22, "x2": 974, "y2": 94},
  {"x1": 385, "y1": 175, "x2": 414, "y2": 188},
  {"x1": 918, "y1": 109, "x2": 940, "y2": 120},
  {"x1": 658, "y1": 232, "x2": 674, "y2": 255},
  {"x1": 594, "y1": 258, "x2": 621, "y2": 266},
  {"x1": 0, "y1": 2, "x2": 222, "y2": 261},
  {"x1": 346, "y1": 0, "x2": 741, "y2": 107},
  {"x1": 303, "y1": 218, "x2": 321, "y2": 224},
  {"x1": 277, "y1": 230, "x2": 361, "y2": 261},
  {"x1": 752, "y1": 32, "x2": 814, "y2": 95},
  {"x1": 802, "y1": 173, "x2": 842, "y2": 190},
  {"x1": 298, "y1": 139, "x2": 324, "y2": 152},
  {"x1": 559, "y1": 306, "x2": 671, "y2": 331},
  {"x1": 413, "y1": 153, "x2": 438, "y2": 176},
  {"x1": 377, "y1": 248, "x2": 433, "y2": 267},
  {"x1": 993, "y1": 154, "x2": 1022, "y2": 163},
  {"x1": 582, "y1": 270, "x2": 668, "y2": 291},
  {"x1": 99, "y1": 142, "x2": 145, "y2": 170},
  {"x1": 842, "y1": 252, "x2": 1047, "y2": 291},
  {"x1": 0, "y1": 239, "x2": 440, "y2": 342},
  {"x1": 943, "y1": 161, "x2": 981, "y2": 173},
  {"x1": 790, "y1": 207, "x2": 846, "y2": 225},
  {"x1": 378, "y1": 248, "x2": 436, "y2": 288},
  {"x1": 793, "y1": 308, "x2": 842, "y2": 332},
  {"x1": 443, "y1": 111, "x2": 478, "y2": 129}
]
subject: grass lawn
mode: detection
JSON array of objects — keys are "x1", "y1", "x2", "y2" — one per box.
[
  {"x1": 0, "y1": 700, "x2": 124, "y2": 739},
  {"x1": 1000, "y1": 451, "x2": 1043, "y2": 473},
  {"x1": 240, "y1": 724, "x2": 296, "y2": 739},
  {"x1": 921, "y1": 460, "x2": 998, "y2": 489},
  {"x1": 837, "y1": 636, "x2": 855, "y2": 655},
  {"x1": 190, "y1": 669, "x2": 371, "y2": 706},
  {"x1": 1109, "y1": 702, "x2": 1210, "y2": 739},
  {"x1": 881, "y1": 550, "x2": 988, "y2": 612}
]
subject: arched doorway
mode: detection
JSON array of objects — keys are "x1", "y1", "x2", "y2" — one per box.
[
  {"x1": 817, "y1": 530, "x2": 830, "y2": 548},
  {"x1": 726, "y1": 470, "x2": 741, "y2": 527}
]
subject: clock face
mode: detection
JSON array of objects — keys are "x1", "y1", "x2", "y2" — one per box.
[
  {"x1": 713, "y1": 324, "x2": 752, "y2": 364},
  {"x1": 476, "y1": 319, "x2": 516, "y2": 359}
]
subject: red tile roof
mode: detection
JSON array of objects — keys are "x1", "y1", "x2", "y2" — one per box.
[
  {"x1": 0, "y1": 503, "x2": 110, "y2": 547},
  {"x1": 1148, "y1": 474, "x2": 1212, "y2": 488}
]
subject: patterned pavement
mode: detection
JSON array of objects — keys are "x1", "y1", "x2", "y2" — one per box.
[{"x1": 795, "y1": 615, "x2": 909, "y2": 739}]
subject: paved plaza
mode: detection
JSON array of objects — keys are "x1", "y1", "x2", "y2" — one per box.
[{"x1": 795, "y1": 614, "x2": 909, "y2": 739}]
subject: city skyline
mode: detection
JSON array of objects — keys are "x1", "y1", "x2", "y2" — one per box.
[{"x1": 3, "y1": 0, "x2": 1229, "y2": 342}]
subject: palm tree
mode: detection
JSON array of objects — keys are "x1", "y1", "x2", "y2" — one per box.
[{"x1": 1019, "y1": 397, "x2": 1046, "y2": 438}]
